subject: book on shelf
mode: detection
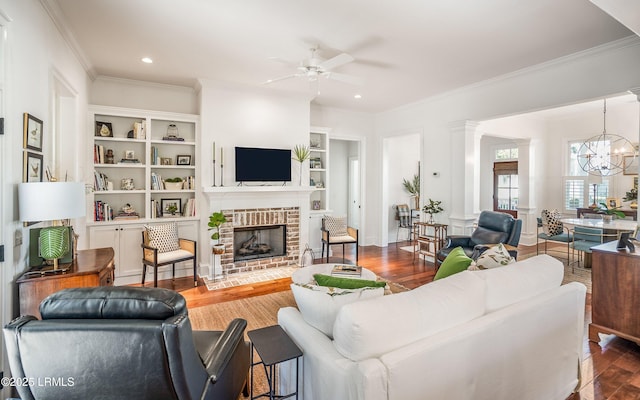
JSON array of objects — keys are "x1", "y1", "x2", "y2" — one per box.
[{"x1": 331, "y1": 265, "x2": 362, "y2": 277}]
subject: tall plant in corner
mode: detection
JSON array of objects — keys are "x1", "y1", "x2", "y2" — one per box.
[
  {"x1": 208, "y1": 211, "x2": 227, "y2": 254},
  {"x1": 402, "y1": 174, "x2": 421, "y2": 210},
  {"x1": 293, "y1": 144, "x2": 311, "y2": 185}
]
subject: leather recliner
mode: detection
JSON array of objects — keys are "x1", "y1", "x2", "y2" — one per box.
[
  {"x1": 436, "y1": 210, "x2": 522, "y2": 265},
  {"x1": 3, "y1": 286, "x2": 250, "y2": 400}
]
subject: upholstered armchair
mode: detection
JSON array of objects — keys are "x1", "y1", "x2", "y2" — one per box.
[
  {"x1": 142, "y1": 222, "x2": 197, "y2": 287},
  {"x1": 436, "y1": 210, "x2": 522, "y2": 265},
  {"x1": 3, "y1": 287, "x2": 250, "y2": 400},
  {"x1": 321, "y1": 216, "x2": 358, "y2": 263}
]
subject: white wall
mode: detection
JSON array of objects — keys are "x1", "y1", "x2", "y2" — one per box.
[
  {"x1": 0, "y1": 0, "x2": 90, "y2": 391},
  {"x1": 329, "y1": 139, "x2": 348, "y2": 216}
]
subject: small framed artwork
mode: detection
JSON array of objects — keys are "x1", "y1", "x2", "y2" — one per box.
[
  {"x1": 176, "y1": 155, "x2": 192, "y2": 165},
  {"x1": 161, "y1": 198, "x2": 182, "y2": 216},
  {"x1": 606, "y1": 197, "x2": 621, "y2": 208},
  {"x1": 23, "y1": 113, "x2": 43, "y2": 152},
  {"x1": 95, "y1": 121, "x2": 113, "y2": 137},
  {"x1": 623, "y1": 155, "x2": 638, "y2": 175},
  {"x1": 124, "y1": 150, "x2": 135, "y2": 160},
  {"x1": 23, "y1": 151, "x2": 43, "y2": 183},
  {"x1": 160, "y1": 157, "x2": 173, "y2": 165},
  {"x1": 312, "y1": 200, "x2": 321, "y2": 210}
]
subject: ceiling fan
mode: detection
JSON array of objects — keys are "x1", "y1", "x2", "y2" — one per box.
[{"x1": 264, "y1": 47, "x2": 363, "y2": 87}]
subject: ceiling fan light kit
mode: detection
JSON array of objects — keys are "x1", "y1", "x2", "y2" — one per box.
[{"x1": 265, "y1": 47, "x2": 363, "y2": 88}]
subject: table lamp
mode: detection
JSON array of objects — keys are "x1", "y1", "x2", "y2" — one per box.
[{"x1": 18, "y1": 182, "x2": 86, "y2": 269}]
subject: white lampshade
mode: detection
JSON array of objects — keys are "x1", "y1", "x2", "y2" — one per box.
[{"x1": 19, "y1": 182, "x2": 86, "y2": 222}]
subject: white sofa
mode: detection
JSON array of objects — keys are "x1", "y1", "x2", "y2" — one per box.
[{"x1": 277, "y1": 255, "x2": 586, "y2": 400}]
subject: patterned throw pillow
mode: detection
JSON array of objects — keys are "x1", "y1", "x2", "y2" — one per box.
[
  {"x1": 324, "y1": 215, "x2": 348, "y2": 237},
  {"x1": 146, "y1": 222, "x2": 180, "y2": 253},
  {"x1": 468, "y1": 243, "x2": 515, "y2": 270},
  {"x1": 541, "y1": 209, "x2": 563, "y2": 236}
]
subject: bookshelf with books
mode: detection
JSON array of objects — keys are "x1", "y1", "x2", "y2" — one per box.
[{"x1": 87, "y1": 105, "x2": 200, "y2": 283}]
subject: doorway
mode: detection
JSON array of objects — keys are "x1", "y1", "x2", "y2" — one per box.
[
  {"x1": 493, "y1": 161, "x2": 518, "y2": 218},
  {"x1": 329, "y1": 138, "x2": 363, "y2": 231}
]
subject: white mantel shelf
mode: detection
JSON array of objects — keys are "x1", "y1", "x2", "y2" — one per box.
[{"x1": 202, "y1": 186, "x2": 316, "y2": 196}]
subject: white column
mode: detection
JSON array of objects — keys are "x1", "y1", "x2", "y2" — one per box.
[
  {"x1": 515, "y1": 138, "x2": 537, "y2": 245},
  {"x1": 448, "y1": 121, "x2": 482, "y2": 235}
]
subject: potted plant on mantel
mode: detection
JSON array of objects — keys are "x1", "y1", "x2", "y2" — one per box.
[
  {"x1": 402, "y1": 174, "x2": 420, "y2": 210},
  {"x1": 208, "y1": 211, "x2": 227, "y2": 254},
  {"x1": 293, "y1": 144, "x2": 311, "y2": 186}
]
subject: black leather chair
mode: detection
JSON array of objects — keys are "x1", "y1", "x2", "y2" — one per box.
[
  {"x1": 436, "y1": 210, "x2": 522, "y2": 265},
  {"x1": 3, "y1": 287, "x2": 250, "y2": 400}
]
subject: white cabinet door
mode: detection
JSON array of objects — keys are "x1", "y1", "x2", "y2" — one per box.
[
  {"x1": 118, "y1": 225, "x2": 145, "y2": 278},
  {"x1": 89, "y1": 224, "x2": 144, "y2": 279},
  {"x1": 308, "y1": 213, "x2": 324, "y2": 257}
]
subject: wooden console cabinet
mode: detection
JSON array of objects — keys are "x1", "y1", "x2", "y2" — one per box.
[
  {"x1": 16, "y1": 248, "x2": 115, "y2": 319},
  {"x1": 589, "y1": 241, "x2": 640, "y2": 344}
]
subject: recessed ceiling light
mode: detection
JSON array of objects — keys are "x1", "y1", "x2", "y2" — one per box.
[
  {"x1": 141, "y1": 57, "x2": 153, "y2": 64},
  {"x1": 354, "y1": 94, "x2": 362, "y2": 99}
]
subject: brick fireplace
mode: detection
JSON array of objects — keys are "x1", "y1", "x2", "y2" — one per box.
[
  {"x1": 203, "y1": 186, "x2": 314, "y2": 279},
  {"x1": 218, "y1": 207, "x2": 300, "y2": 274}
]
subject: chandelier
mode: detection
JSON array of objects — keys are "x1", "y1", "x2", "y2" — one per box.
[{"x1": 577, "y1": 99, "x2": 635, "y2": 177}]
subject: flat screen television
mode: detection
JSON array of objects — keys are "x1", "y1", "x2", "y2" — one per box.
[{"x1": 235, "y1": 146, "x2": 292, "y2": 182}]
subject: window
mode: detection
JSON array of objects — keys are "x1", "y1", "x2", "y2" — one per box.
[
  {"x1": 495, "y1": 146, "x2": 518, "y2": 161},
  {"x1": 566, "y1": 140, "x2": 608, "y2": 211}
]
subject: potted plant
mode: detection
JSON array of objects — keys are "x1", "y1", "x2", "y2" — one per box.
[
  {"x1": 163, "y1": 177, "x2": 184, "y2": 190},
  {"x1": 598, "y1": 202, "x2": 626, "y2": 222},
  {"x1": 422, "y1": 198, "x2": 444, "y2": 224},
  {"x1": 624, "y1": 187, "x2": 638, "y2": 209},
  {"x1": 402, "y1": 174, "x2": 420, "y2": 210},
  {"x1": 293, "y1": 144, "x2": 311, "y2": 185},
  {"x1": 208, "y1": 211, "x2": 227, "y2": 254}
]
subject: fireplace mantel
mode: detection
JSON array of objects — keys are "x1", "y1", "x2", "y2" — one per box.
[{"x1": 203, "y1": 186, "x2": 316, "y2": 195}]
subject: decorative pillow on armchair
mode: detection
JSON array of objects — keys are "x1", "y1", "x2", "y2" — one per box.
[
  {"x1": 324, "y1": 215, "x2": 348, "y2": 237},
  {"x1": 145, "y1": 222, "x2": 180, "y2": 253},
  {"x1": 468, "y1": 243, "x2": 515, "y2": 270},
  {"x1": 541, "y1": 209, "x2": 563, "y2": 236}
]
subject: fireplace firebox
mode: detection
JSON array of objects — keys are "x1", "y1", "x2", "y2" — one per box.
[{"x1": 233, "y1": 224, "x2": 286, "y2": 262}]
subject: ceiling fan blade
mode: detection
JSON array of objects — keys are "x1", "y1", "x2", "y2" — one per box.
[
  {"x1": 325, "y1": 72, "x2": 363, "y2": 86},
  {"x1": 262, "y1": 74, "x2": 300, "y2": 84},
  {"x1": 319, "y1": 53, "x2": 354, "y2": 71}
]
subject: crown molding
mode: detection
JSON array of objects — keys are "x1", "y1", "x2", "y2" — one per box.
[{"x1": 40, "y1": 0, "x2": 95, "y2": 79}]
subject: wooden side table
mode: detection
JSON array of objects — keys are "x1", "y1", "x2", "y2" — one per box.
[
  {"x1": 413, "y1": 222, "x2": 448, "y2": 266},
  {"x1": 16, "y1": 247, "x2": 115, "y2": 319},
  {"x1": 589, "y1": 241, "x2": 640, "y2": 344},
  {"x1": 248, "y1": 325, "x2": 302, "y2": 400}
]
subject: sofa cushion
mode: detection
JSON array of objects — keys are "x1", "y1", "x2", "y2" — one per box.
[
  {"x1": 434, "y1": 246, "x2": 472, "y2": 280},
  {"x1": 468, "y1": 243, "x2": 515, "y2": 270},
  {"x1": 290, "y1": 283, "x2": 384, "y2": 338},
  {"x1": 314, "y1": 274, "x2": 387, "y2": 289},
  {"x1": 471, "y1": 254, "x2": 563, "y2": 313},
  {"x1": 332, "y1": 271, "x2": 485, "y2": 361}
]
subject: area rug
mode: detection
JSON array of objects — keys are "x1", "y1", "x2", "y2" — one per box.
[{"x1": 399, "y1": 245, "x2": 434, "y2": 262}]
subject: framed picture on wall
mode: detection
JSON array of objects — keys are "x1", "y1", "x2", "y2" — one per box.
[
  {"x1": 23, "y1": 151, "x2": 43, "y2": 183},
  {"x1": 23, "y1": 113, "x2": 43, "y2": 152},
  {"x1": 624, "y1": 155, "x2": 638, "y2": 175}
]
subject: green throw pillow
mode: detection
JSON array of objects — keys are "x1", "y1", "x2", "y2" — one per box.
[
  {"x1": 434, "y1": 246, "x2": 472, "y2": 280},
  {"x1": 313, "y1": 274, "x2": 387, "y2": 289}
]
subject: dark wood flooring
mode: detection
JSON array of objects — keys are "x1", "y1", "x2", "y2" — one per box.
[{"x1": 144, "y1": 242, "x2": 640, "y2": 400}]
